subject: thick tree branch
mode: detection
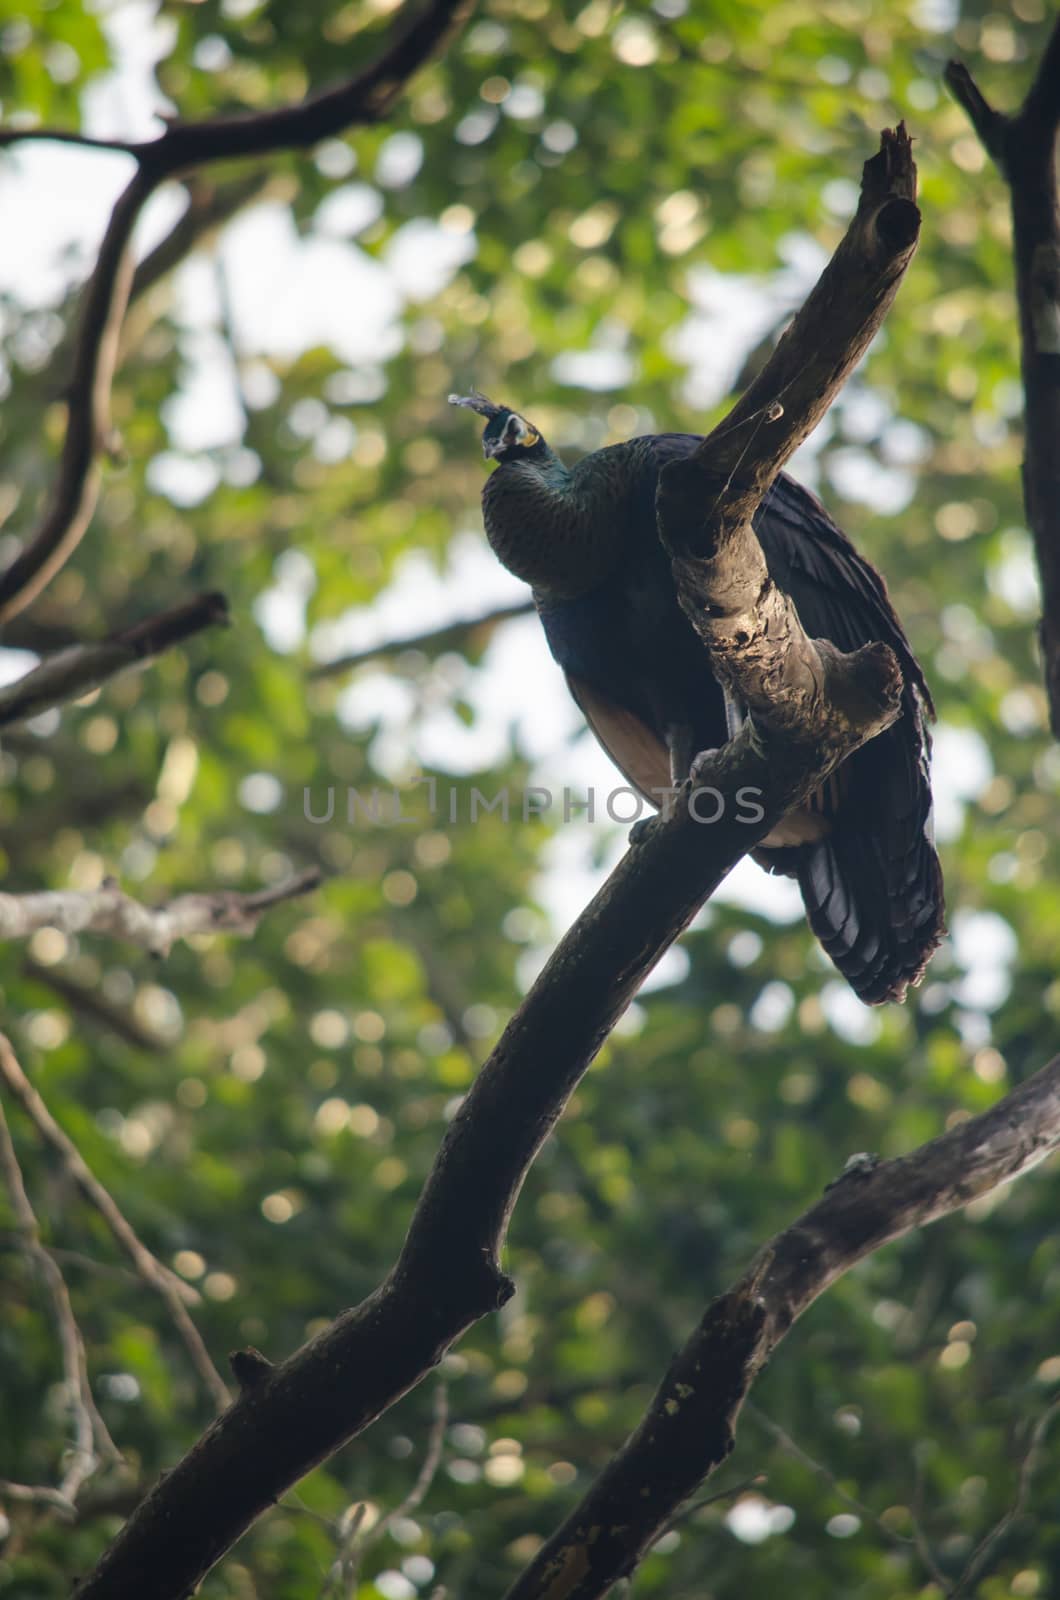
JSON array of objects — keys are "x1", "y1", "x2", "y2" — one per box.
[
  {"x1": 946, "y1": 22, "x2": 1060, "y2": 733},
  {"x1": 657, "y1": 125, "x2": 919, "y2": 750},
  {"x1": 0, "y1": 869, "x2": 320, "y2": 956},
  {"x1": 504, "y1": 1053, "x2": 1060, "y2": 1600},
  {"x1": 0, "y1": 1034, "x2": 231, "y2": 1412},
  {"x1": 0, "y1": 167, "x2": 153, "y2": 623},
  {"x1": 0, "y1": 591, "x2": 229, "y2": 728},
  {"x1": 71, "y1": 127, "x2": 913, "y2": 1600},
  {"x1": 69, "y1": 724, "x2": 898, "y2": 1600},
  {"x1": 0, "y1": 0, "x2": 473, "y2": 625},
  {"x1": 308, "y1": 599, "x2": 534, "y2": 679}
]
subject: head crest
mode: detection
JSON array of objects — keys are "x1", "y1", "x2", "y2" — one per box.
[{"x1": 448, "y1": 390, "x2": 505, "y2": 420}]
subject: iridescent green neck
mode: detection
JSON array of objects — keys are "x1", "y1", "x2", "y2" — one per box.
[{"x1": 481, "y1": 452, "x2": 621, "y2": 597}]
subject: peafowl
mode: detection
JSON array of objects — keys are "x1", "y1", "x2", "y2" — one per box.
[{"x1": 450, "y1": 392, "x2": 945, "y2": 1005}]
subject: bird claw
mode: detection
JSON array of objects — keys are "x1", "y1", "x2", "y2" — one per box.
[
  {"x1": 687, "y1": 748, "x2": 721, "y2": 785},
  {"x1": 628, "y1": 816, "x2": 657, "y2": 847}
]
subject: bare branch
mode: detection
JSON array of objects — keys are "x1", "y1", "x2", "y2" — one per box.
[
  {"x1": 745, "y1": 1404, "x2": 946, "y2": 1582},
  {"x1": 949, "y1": 1391, "x2": 1060, "y2": 1598},
  {"x1": 326, "y1": 1382, "x2": 449, "y2": 1597},
  {"x1": 0, "y1": 1034, "x2": 230, "y2": 1412},
  {"x1": 0, "y1": 591, "x2": 229, "y2": 728},
  {"x1": 657, "y1": 125, "x2": 919, "y2": 747},
  {"x1": 943, "y1": 61, "x2": 1006, "y2": 161},
  {"x1": 0, "y1": 869, "x2": 320, "y2": 957},
  {"x1": 23, "y1": 958, "x2": 173, "y2": 1054},
  {"x1": 0, "y1": 128, "x2": 142, "y2": 154},
  {"x1": 0, "y1": 167, "x2": 153, "y2": 623},
  {"x1": 0, "y1": 0, "x2": 474, "y2": 624},
  {"x1": 127, "y1": 173, "x2": 275, "y2": 309},
  {"x1": 46, "y1": 1246, "x2": 201, "y2": 1307},
  {"x1": 0, "y1": 1478, "x2": 80, "y2": 1516},
  {"x1": 504, "y1": 1054, "x2": 1060, "y2": 1600},
  {"x1": 0, "y1": 1093, "x2": 118, "y2": 1505},
  {"x1": 70, "y1": 119, "x2": 918, "y2": 1600},
  {"x1": 308, "y1": 600, "x2": 534, "y2": 680},
  {"x1": 947, "y1": 18, "x2": 1060, "y2": 733}
]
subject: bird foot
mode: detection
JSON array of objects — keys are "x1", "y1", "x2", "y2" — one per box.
[
  {"x1": 687, "y1": 748, "x2": 722, "y2": 786},
  {"x1": 628, "y1": 816, "x2": 657, "y2": 847}
]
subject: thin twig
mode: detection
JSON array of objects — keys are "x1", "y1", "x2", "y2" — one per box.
[
  {"x1": 0, "y1": 1034, "x2": 231, "y2": 1412},
  {"x1": 0, "y1": 592, "x2": 229, "y2": 728},
  {"x1": 0, "y1": 166, "x2": 154, "y2": 622},
  {"x1": 128, "y1": 173, "x2": 274, "y2": 311},
  {"x1": 0, "y1": 0, "x2": 473, "y2": 624},
  {"x1": 46, "y1": 1246, "x2": 200, "y2": 1305},
  {"x1": 0, "y1": 869, "x2": 321, "y2": 957},
  {"x1": 658, "y1": 1471, "x2": 768, "y2": 1536},
  {"x1": 948, "y1": 1393, "x2": 1060, "y2": 1598},
  {"x1": 22, "y1": 958, "x2": 172, "y2": 1053},
  {"x1": 745, "y1": 1404, "x2": 949, "y2": 1582},
  {"x1": 327, "y1": 1382, "x2": 449, "y2": 1597},
  {"x1": 0, "y1": 1096, "x2": 118, "y2": 1505},
  {"x1": 308, "y1": 600, "x2": 534, "y2": 679}
]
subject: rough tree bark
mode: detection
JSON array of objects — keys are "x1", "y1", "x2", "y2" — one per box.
[
  {"x1": 69, "y1": 122, "x2": 922, "y2": 1600},
  {"x1": 4, "y1": 20, "x2": 1053, "y2": 1600}
]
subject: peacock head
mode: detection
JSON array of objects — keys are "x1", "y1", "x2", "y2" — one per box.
[{"x1": 448, "y1": 391, "x2": 549, "y2": 463}]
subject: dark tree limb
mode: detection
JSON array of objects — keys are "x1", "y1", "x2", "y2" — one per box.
[
  {"x1": 308, "y1": 599, "x2": 535, "y2": 679},
  {"x1": 0, "y1": 167, "x2": 154, "y2": 624},
  {"x1": 0, "y1": 0, "x2": 473, "y2": 625},
  {"x1": 0, "y1": 591, "x2": 229, "y2": 728},
  {"x1": 69, "y1": 714, "x2": 899, "y2": 1600},
  {"x1": 504, "y1": 1054, "x2": 1060, "y2": 1600},
  {"x1": 946, "y1": 22, "x2": 1060, "y2": 734},
  {"x1": 657, "y1": 125, "x2": 919, "y2": 750},
  {"x1": 68, "y1": 123, "x2": 916, "y2": 1600}
]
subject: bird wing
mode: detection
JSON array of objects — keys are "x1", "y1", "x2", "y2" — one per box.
[
  {"x1": 565, "y1": 672, "x2": 672, "y2": 803},
  {"x1": 639, "y1": 434, "x2": 931, "y2": 709},
  {"x1": 637, "y1": 436, "x2": 944, "y2": 1002}
]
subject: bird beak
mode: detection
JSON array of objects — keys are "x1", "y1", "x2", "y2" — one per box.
[{"x1": 482, "y1": 435, "x2": 505, "y2": 459}]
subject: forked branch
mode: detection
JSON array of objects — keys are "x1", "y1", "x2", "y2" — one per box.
[
  {"x1": 73, "y1": 126, "x2": 916, "y2": 1600},
  {"x1": 0, "y1": 870, "x2": 321, "y2": 957},
  {"x1": 0, "y1": 591, "x2": 229, "y2": 728},
  {"x1": 0, "y1": 0, "x2": 473, "y2": 624},
  {"x1": 504, "y1": 1052, "x2": 1060, "y2": 1600}
]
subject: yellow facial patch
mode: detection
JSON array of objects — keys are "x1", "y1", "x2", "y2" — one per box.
[{"x1": 520, "y1": 428, "x2": 540, "y2": 448}]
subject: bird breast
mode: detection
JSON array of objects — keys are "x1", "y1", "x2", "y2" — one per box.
[{"x1": 481, "y1": 461, "x2": 626, "y2": 598}]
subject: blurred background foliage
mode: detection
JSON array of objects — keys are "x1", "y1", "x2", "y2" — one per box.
[{"x1": 0, "y1": 0, "x2": 1059, "y2": 1595}]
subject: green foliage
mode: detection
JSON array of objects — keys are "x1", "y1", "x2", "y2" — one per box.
[{"x1": 1, "y1": 0, "x2": 1058, "y2": 1596}]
